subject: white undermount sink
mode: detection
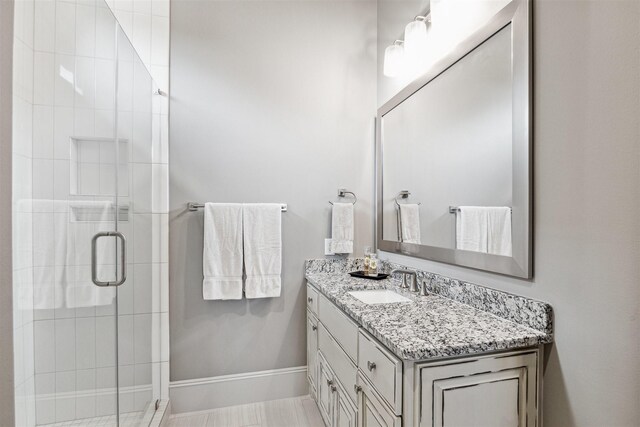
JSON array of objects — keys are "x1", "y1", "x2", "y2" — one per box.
[{"x1": 348, "y1": 289, "x2": 412, "y2": 305}]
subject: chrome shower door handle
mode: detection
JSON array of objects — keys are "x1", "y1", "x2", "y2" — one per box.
[{"x1": 91, "y1": 231, "x2": 127, "y2": 287}]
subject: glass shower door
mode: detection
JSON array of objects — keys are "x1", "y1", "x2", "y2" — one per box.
[{"x1": 21, "y1": 0, "x2": 159, "y2": 425}]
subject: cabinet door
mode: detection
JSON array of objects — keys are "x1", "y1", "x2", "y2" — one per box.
[
  {"x1": 335, "y1": 385, "x2": 357, "y2": 427},
  {"x1": 419, "y1": 350, "x2": 539, "y2": 427},
  {"x1": 318, "y1": 352, "x2": 335, "y2": 426},
  {"x1": 357, "y1": 377, "x2": 401, "y2": 427},
  {"x1": 307, "y1": 311, "x2": 319, "y2": 395}
]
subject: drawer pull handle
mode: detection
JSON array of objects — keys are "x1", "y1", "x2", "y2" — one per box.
[
  {"x1": 312, "y1": 325, "x2": 317, "y2": 331},
  {"x1": 354, "y1": 384, "x2": 362, "y2": 393},
  {"x1": 308, "y1": 297, "x2": 313, "y2": 303},
  {"x1": 367, "y1": 361, "x2": 376, "y2": 371},
  {"x1": 330, "y1": 385, "x2": 337, "y2": 393},
  {"x1": 327, "y1": 379, "x2": 333, "y2": 386}
]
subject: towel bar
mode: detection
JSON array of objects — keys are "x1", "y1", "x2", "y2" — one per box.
[
  {"x1": 188, "y1": 202, "x2": 287, "y2": 212},
  {"x1": 449, "y1": 206, "x2": 512, "y2": 214}
]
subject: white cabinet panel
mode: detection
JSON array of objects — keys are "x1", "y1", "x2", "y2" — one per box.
[
  {"x1": 418, "y1": 351, "x2": 539, "y2": 427},
  {"x1": 307, "y1": 311, "x2": 319, "y2": 395}
]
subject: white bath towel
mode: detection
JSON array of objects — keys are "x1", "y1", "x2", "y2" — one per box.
[
  {"x1": 243, "y1": 204, "x2": 282, "y2": 299},
  {"x1": 32, "y1": 200, "x2": 116, "y2": 310},
  {"x1": 399, "y1": 204, "x2": 421, "y2": 244},
  {"x1": 330, "y1": 202, "x2": 354, "y2": 254},
  {"x1": 456, "y1": 206, "x2": 512, "y2": 256},
  {"x1": 487, "y1": 207, "x2": 512, "y2": 256},
  {"x1": 202, "y1": 203, "x2": 244, "y2": 300}
]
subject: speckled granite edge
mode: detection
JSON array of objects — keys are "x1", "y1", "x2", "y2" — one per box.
[
  {"x1": 304, "y1": 258, "x2": 365, "y2": 274},
  {"x1": 304, "y1": 258, "x2": 553, "y2": 338}
]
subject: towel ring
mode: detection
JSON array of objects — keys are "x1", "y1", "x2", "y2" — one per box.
[
  {"x1": 394, "y1": 190, "x2": 421, "y2": 208},
  {"x1": 328, "y1": 188, "x2": 357, "y2": 205}
]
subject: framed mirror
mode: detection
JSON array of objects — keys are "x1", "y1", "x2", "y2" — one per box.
[{"x1": 376, "y1": 0, "x2": 532, "y2": 278}]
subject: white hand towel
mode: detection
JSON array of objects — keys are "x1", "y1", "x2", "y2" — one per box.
[
  {"x1": 487, "y1": 207, "x2": 512, "y2": 256},
  {"x1": 399, "y1": 204, "x2": 421, "y2": 244},
  {"x1": 203, "y1": 203, "x2": 244, "y2": 300},
  {"x1": 456, "y1": 206, "x2": 512, "y2": 256},
  {"x1": 456, "y1": 206, "x2": 489, "y2": 253},
  {"x1": 243, "y1": 204, "x2": 282, "y2": 299},
  {"x1": 330, "y1": 202, "x2": 354, "y2": 254}
]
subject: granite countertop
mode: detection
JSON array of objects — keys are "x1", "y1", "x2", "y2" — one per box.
[{"x1": 306, "y1": 272, "x2": 553, "y2": 361}]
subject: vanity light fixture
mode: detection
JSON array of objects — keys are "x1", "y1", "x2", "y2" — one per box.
[
  {"x1": 404, "y1": 15, "x2": 430, "y2": 60},
  {"x1": 383, "y1": 40, "x2": 405, "y2": 77}
]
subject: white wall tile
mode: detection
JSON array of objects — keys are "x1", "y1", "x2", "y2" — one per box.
[
  {"x1": 96, "y1": 7, "x2": 116, "y2": 60},
  {"x1": 132, "y1": 112, "x2": 152, "y2": 163},
  {"x1": 151, "y1": 0, "x2": 169, "y2": 17},
  {"x1": 33, "y1": 158, "x2": 54, "y2": 205},
  {"x1": 132, "y1": 214, "x2": 152, "y2": 263},
  {"x1": 34, "y1": 0, "x2": 56, "y2": 52},
  {"x1": 54, "y1": 318, "x2": 76, "y2": 372},
  {"x1": 34, "y1": 320, "x2": 56, "y2": 374},
  {"x1": 54, "y1": 106, "x2": 74, "y2": 159},
  {"x1": 74, "y1": 56, "x2": 96, "y2": 109},
  {"x1": 151, "y1": 16, "x2": 169, "y2": 67},
  {"x1": 33, "y1": 105, "x2": 54, "y2": 159},
  {"x1": 35, "y1": 373, "x2": 56, "y2": 424},
  {"x1": 75, "y1": 3, "x2": 97, "y2": 57},
  {"x1": 95, "y1": 316, "x2": 116, "y2": 368},
  {"x1": 55, "y1": 371, "x2": 76, "y2": 422},
  {"x1": 132, "y1": 163, "x2": 152, "y2": 212},
  {"x1": 34, "y1": 52, "x2": 55, "y2": 105},
  {"x1": 134, "y1": 0, "x2": 151, "y2": 16},
  {"x1": 134, "y1": 313, "x2": 152, "y2": 364},
  {"x1": 95, "y1": 59, "x2": 116, "y2": 110},
  {"x1": 75, "y1": 317, "x2": 96, "y2": 369},
  {"x1": 95, "y1": 367, "x2": 116, "y2": 416},
  {"x1": 55, "y1": 1, "x2": 76, "y2": 55},
  {"x1": 75, "y1": 369, "x2": 96, "y2": 419},
  {"x1": 132, "y1": 13, "x2": 152, "y2": 65},
  {"x1": 117, "y1": 314, "x2": 134, "y2": 365},
  {"x1": 53, "y1": 159, "x2": 70, "y2": 202},
  {"x1": 151, "y1": 163, "x2": 168, "y2": 213},
  {"x1": 54, "y1": 54, "x2": 76, "y2": 107},
  {"x1": 133, "y1": 263, "x2": 152, "y2": 314},
  {"x1": 74, "y1": 108, "x2": 95, "y2": 138}
]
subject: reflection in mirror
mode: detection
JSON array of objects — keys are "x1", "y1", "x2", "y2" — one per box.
[{"x1": 383, "y1": 24, "x2": 512, "y2": 254}]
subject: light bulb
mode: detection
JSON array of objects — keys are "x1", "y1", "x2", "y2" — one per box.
[
  {"x1": 383, "y1": 41, "x2": 404, "y2": 77},
  {"x1": 404, "y1": 17, "x2": 428, "y2": 59}
]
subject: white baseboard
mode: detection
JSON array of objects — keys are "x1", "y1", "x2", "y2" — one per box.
[{"x1": 169, "y1": 366, "x2": 309, "y2": 414}]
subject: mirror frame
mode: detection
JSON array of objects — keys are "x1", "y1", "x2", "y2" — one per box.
[{"x1": 376, "y1": 0, "x2": 532, "y2": 278}]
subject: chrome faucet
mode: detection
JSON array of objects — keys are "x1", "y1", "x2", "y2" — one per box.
[{"x1": 391, "y1": 269, "x2": 418, "y2": 293}]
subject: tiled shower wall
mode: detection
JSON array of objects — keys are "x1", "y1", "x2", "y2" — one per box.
[{"x1": 13, "y1": 0, "x2": 170, "y2": 425}]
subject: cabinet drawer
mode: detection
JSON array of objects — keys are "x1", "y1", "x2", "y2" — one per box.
[
  {"x1": 358, "y1": 331, "x2": 402, "y2": 415},
  {"x1": 307, "y1": 284, "x2": 319, "y2": 316},
  {"x1": 319, "y1": 323, "x2": 358, "y2": 404},
  {"x1": 319, "y1": 294, "x2": 358, "y2": 361}
]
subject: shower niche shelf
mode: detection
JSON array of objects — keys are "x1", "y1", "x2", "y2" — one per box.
[{"x1": 70, "y1": 136, "x2": 130, "y2": 197}]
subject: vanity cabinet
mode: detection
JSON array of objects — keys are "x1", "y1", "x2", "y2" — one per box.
[
  {"x1": 416, "y1": 350, "x2": 540, "y2": 427},
  {"x1": 307, "y1": 282, "x2": 543, "y2": 427}
]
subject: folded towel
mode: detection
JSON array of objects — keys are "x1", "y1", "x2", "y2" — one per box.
[
  {"x1": 399, "y1": 204, "x2": 421, "y2": 244},
  {"x1": 330, "y1": 202, "x2": 354, "y2": 254},
  {"x1": 456, "y1": 206, "x2": 512, "y2": 256},
  {"x1": 243, "y1": 204, "x2": 282, "y2": 299},
  {"x1": 202, "y1": 203, "x2": 244, "y2": 300},
  {"x1": 487, "y1": 207, "x2": 512, "y2": 256}
]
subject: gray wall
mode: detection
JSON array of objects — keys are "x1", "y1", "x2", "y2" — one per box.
[
  {"x1": 169, "y1": 0, "x2": 377, "y2": 381},
  {"x1": 379, "y1": 1, "x2": 640, "y2": 426},
  {"x1": 0, "y1": 0, "x2": 15, "y2": 422}
]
